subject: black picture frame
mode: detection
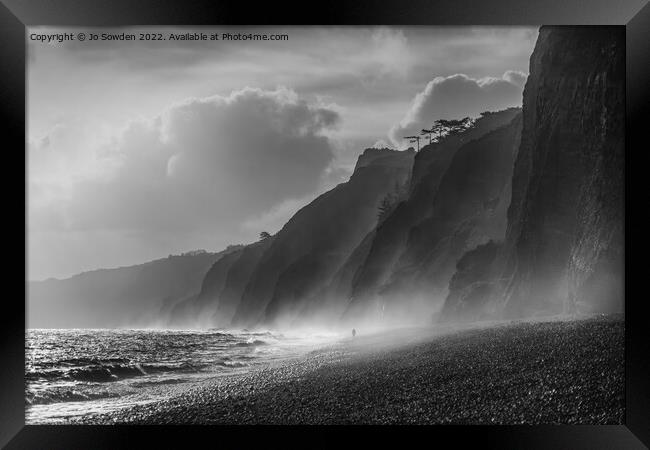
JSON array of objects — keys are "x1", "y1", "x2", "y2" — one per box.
[{"x1": 1, "y1": 0, "x2": 648, "y2": 448}]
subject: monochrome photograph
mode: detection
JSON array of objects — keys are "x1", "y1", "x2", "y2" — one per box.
[{"x1": 26, "y1": 25, "x2": 625, "y2": 425}]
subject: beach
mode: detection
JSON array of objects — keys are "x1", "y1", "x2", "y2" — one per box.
[{"x1": 71, "y1": 315, "x2": 624, "y2": 425}]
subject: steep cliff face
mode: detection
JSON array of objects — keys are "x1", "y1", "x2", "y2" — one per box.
[
  {"x1": 441, "y1": 240, "x2": 503, "y2": 321},
  {"x1": 166, "y1": 243, "x2": 265, "y2": 328},
  {"x1": 501, "y1": 26, "x2": 624, "y2": 317},
  {"x1": 229, "y1": 148, "x2": 415, "y2": 328},
  {"x1": 208, "y1": 240, "x2": 273, "y2": 326},
  {"x1": 344, "y1": 111, "x2": 522, "y2": 324},
  {"x1": 28, "y1": 250, "x2": 231, "y2": 328},
  {"x1": 442, "y1": 26, "x2": 624, "y2": 321},
  {"x1": 295, "y1": 230, "x2": 377, "y2": 327},
  {"x1": 345, "y1": 109, "x2": 521, "y2": 320}
]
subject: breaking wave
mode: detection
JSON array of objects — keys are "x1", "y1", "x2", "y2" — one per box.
[
  {"x1": 26, "y1": 361, "x2": 203, "y2": 383},
  {"x1": 234, "y1": 339, "x2": 268, "y2": 347},
  {"x1": 25, "y1": 388, "x2": 122, "y2": 406}
]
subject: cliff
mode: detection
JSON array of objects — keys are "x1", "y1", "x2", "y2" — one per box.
[
  {"x1": 503, "y1": 26, "x2": 624, "y2": 317},
  {"x1": 343, "y1": 109, "x2": 522, "y2": 324},
  {"x1": 230, "y1": 148, "x2": 415, "y2": 328},
  {"x1": 165, "y1": 244, "x2": 263, "y2": 328},
  {"x1": 442, "y1": 26, "x2": 624, "y2": 320},
  {"x1": 169, "y1": 239, "x2": 274, "y2": 328}
]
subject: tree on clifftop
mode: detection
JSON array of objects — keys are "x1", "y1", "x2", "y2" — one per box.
[
  {"x1": 259, "y1": 231, "x2": 271, "y2": 241},
  {"x1": 436, "y1": 117, "x2": 473, "y2": 136}
]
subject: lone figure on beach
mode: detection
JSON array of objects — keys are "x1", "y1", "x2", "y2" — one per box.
[{"x1": 352, "y1": 328, "x2": 356, "y2": 338}]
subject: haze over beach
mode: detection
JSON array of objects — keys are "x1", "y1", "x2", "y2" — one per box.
[{"x1": 26, "y1": 26, "x2": 624, "y2": 425}]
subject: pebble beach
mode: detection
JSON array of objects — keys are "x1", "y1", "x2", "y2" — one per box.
[{"x1": 70, "y1": 315, "x2": 624, "y2": 425}]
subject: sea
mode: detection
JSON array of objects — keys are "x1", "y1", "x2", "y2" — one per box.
[{"x1": 26, "y1": 328, "x2": 337, "y2": 424}]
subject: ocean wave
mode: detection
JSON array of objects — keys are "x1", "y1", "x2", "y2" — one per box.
[
  {"x1": 140, "y1": 361, "x2": 202, "y2": 373},
  {"x1": 129, "y1": 378, "x2": 188, "y2": 388},
  {"x1": 25, "y1": 388, "x2": 121, "y2": 405},
  {"x1": 215, "y1": 360, "x2": 248, "y2": 368},
  {"x1": 207, "y1": 331, "x2": 234, "y2": 338},
  {"x1": 26, "y1": 369, "x2": 66, "y2": 381},
  {"x1": 27, "y1": 361, "x2": 203, "y2": 383},
  {"x1": 234, "y1": 339, "x2": 268, "y2": 348},
  {"x1": 59, "y1": 357, "x2": 130, "y2": 366}
]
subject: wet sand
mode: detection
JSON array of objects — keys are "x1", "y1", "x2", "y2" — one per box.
[{"x1": 72, "y1": 315, "x2": 624, "y2": 425}]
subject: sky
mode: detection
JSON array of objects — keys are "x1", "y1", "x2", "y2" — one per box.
[{"x1": 28, "y1": 26, "x2": 538, "y2": 280}]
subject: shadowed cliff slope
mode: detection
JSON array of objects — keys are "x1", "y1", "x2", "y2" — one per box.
[
  {"x1": 346, "y1": 109, "x2": 521, "y2": 316},
  {"x1": 166, "y1": 240, "x2": 274, "y2": 328},
  {"x1": 442, "y1": 26, "x2": 624, "y2": 321},
  {"x1": 343, "y1": 110, "x2": 522, "y2": 325},
  {"x1": 230, "y1": 148, "x2": 415, "y2": 328}
]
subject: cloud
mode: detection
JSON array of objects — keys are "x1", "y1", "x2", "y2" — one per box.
[
  {"x1": 28, "y1": 27, "x2": 538, "y2": 279},
  {"x1": 30, "y1": 86, "x2": 340, "y2": 242},
  {"x1": 371, "y1": 139, "x2": 394, "y2": 149},
  {"x1": 389, "y1": 71, "x2": 527, "y2": 146},
  {"x1": 363, "y1": 28, "x2": 413, "y2": 79},
  {"x1": 503, "y1": 70, "x2": 527, "y2": 87}
]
